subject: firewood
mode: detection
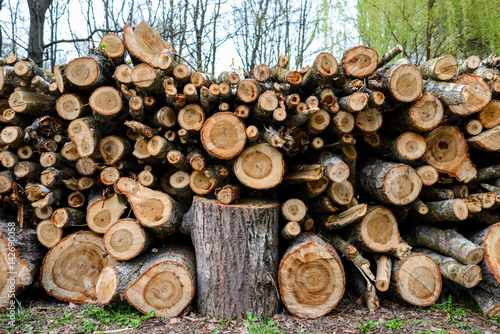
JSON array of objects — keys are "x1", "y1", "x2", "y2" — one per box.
[
  {"x1": 467, "y1": 125, "x2": 500, "y2": 151},
  {"x1": 36, "y1": 219, "x2": 63, "y2": 248},
  {"x1": 89, "y1": 86, "x2": 126, "y2": 122},
  {"x1": 9, "y1": 89, "x2": 56, "y2": 116},
  {"x1": 346, "y1": 262, "x2": 380, "y2": 313},
  {"x1": 51, "y1": 207, "x2": 86, "y2": 228},
  {"x1": 328, "y1": 233, "x2": 375, "y2": 281},
  {"x1": 341, "y1": 46, "x2": 378, "y2": 78},
  {"x1": 377, "y1": 44, "x2": 403, "y2": 68},
  {"x1": 40, "y1": 231, "x2": 116, "y2": 303},
  {"x1": 448, "y1": 74, "x2": 492, "y2": 116},
  {"x1": 102, "y1": 218, "x2": 153, "y2": 261},
  {"x1": 423, "y1": 79, "x2": 469, "y2": 105},
  {"x1": 374, "y1": 254, "x2": 392, "y2": 292},
  {"x1": 405, "y1": 224, "x2": 484, "y2": 265},
  {"x1": 457, "y1": 55, "x2": 481, "y2": 76},
  {"x1": 463, "y1": 119, "x2": 483, "y2": 136},
  {"x1": 478, "y1": 100, "x2": 500, "y2": 129},
  {"x1": 86, "y1": 193, "x2": 127, "y2": 234},
  {"x1": 419, "y1": 55, "x2": 458, "y2": 81},
  {"x1": 300, "y1": 52, "x2": 338, "y2": 90},
  {"x1": 279, "y1": 233, "x2": 345, "y2": 318},
  {"x1": 114, "y1": 64, "x2": 133, "y2": 87}
]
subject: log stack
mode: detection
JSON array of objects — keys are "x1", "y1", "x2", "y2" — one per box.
[{"x1": 0, "y1": 22, "x2": 499, "y2": 319}]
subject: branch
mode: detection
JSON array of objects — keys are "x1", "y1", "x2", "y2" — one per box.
[{"x1": 43, "y1": 28, "x2": 122, "y2": 49}]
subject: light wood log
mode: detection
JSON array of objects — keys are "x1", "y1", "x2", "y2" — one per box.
[
  {"x1": 467, "y1": 125, "x2": 500, "y2": 152},
  {"x1": 103, "y1": 218, "x2": 153, "y2": 261},
  {"x1": 101, "y1": 33, "x2": 125, "y2": 66},
  {"x1": 448, "y1": 74, "x2": 492, "y2": 116},
  {"x1": 374, "y1": 254, "x2": 392, "y2": 292},
  {"x1": 341, "y1": 46, "x2": 378, "y2": 78},
  {"x1": 89, "y1": 86, "x2": 125, "y2": 122},
  {"x1": 68, "y1": 116, "x2": 100, "y2": 158},
  {"x1": 86, "y1": 194, "x2": 128, "y2": 234},
  {"x1": 419, "y1": 55, "x2": 458, "y2": 81},
  {"x1": 234, "y1": 143, "x2": 284, "y2": 189},
  {"x1": 36, "y1": 219, "x2": 63, "y2": 248},
  {"x1": 279, "y1": 233, "x2": 345, "y2": 318},
  {"x1": 200, "y1": 112, "x2": 246, "y2": 160}
]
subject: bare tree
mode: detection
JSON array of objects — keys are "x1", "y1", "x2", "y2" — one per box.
[{"x1": 27, "y1": 0, "x2": 53, "y2": 64}]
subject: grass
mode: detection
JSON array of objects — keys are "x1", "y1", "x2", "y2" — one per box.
[
  {"x1": 357, "y1": 320, "x2": 378, "y2": 333},
  {"x1": 244, "y1": 312, "x2": 281, "y2": 334},
  {"x1": 383, "y1": 318, "x2": 405, "y2": 330}
]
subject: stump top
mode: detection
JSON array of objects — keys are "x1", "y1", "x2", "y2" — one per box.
[{"x1": 192, "y1": 196, "x2": 279, "y2": 209}]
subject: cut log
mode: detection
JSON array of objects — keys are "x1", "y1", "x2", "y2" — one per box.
[
  {"x1": 279, "y1": 233, "x2": 345, "y2": 318},
  {"x1": 200, "y1": 112, "x2": 246, "y2": 160},
  {"x1": 301, "y1": 52, "x2": 338, "y2": 90},
  {"x1": 423, "y1": 80, "x2": 469, "y2": 105},
  {"x1": 390, "y1": 253, "x2": 441, "y2": 307},
  {"x1": 281, "y1": 221, "x2": 301, "y2": 240},
  {"x1": 317, "y1": 204, "x2": 367, "y2": 230},
  {"x1": 419, "y1": 55, "x2": 458, "y2": 81},
  {"x1": 8, "y1": 89, "x2": 56, "y2": 116},
  {"x1": 89, "y1": 86, "x2": 125, "y2": 122},
  {"x1": 36, "y1": 219, "x2": 63, "y2": 248},
  {"x1": 236, "y1": 79, "x2": 260, "y2": 103},
  {"x1": 467, "y1": 125, "x2": 500, "y2": 152},
  {"x1": 51, "y1": 207, "x2": 86, "y2": 228},
  {"x1": 329, "y1": 110, "x2": 355, "y2": 134},
  {"x1": 344, "y1": 205, "x2": 400, "y2": 252},
  {"x1": 423, "y1": 125, "x2": 477, "y2": 183},
  {"x1": 101, "y1": 33, "x2": 125, "y2": 66},
  {"x1": 328, "y1": 233, "x2": 375, "y2": 281},
  {"x1": 405, "y1": 224, "x2": 484, "y2": 265},
  {"x1": 177, "y1": 104, "x2": 205, "y2": 132},
  {"x1": 468, "y1": 223, "x2": 500, "y2": 284},
  {"x1": 182, "y1": 196, "x2": 280, "y2": 319},
  {"x1": 355, "y1": 107, "x2": 383, "y2": 134},
  {"x1": 377, "y1": 44, "x2": 403, "y2": 68},
  {"x1": 0, "y1": 221, "x2": 44, "y2": 308},
  {"x1": 189, "y1": 170, "x2": 217, "y2": 196},
  {"x1": 457, "y1": 55, "x2": 481, "y2": 75},
  {"x1": 55, "y1": 93, "x2": 90, "y2": 120},
  {"x1": 375, "y1": 132, "x2": 427, "y2": 163},
  {"x1": 234, "y1": 143, "x2": 284, "y2": 189},
  {"x1": 448, "y1": 74, "x2": 492, "y2": 116},
  {"x1": 468, "y1": 287, "x2": 500, "y2": 317},
  {"x1": 478, "y1": 100, "x2": 500, "y2": 129},
  {"x1": 369, "y1": 58, "x2": 423, "y2": 103},
  {"x1": 115, "y1": 177, "x2": 184, "y2": 236},
  {"x1": 281, "y1": 198, "x2": 307, "y2": 222},
  {"x1": 346, "y1": 262, "x2": 379, "y2": 313},
  {"x1": 338, "y1": 92, "x2": 368, "y2": 113},
  {"x1": 122, "y1": 21, "x2": 173, "y2": 67},
  {"x1": 325, "y1": 180, "x2": 354, "y2": 206},
  {"x1": 407, "y1": 198, "x2": 469, "y2": 222},
  {"x1": 40, "y1": 231, "x2": 116, "y2": 303},
  {"x1": 374, "y1": 254, "x2": 392, "y2": 292},
  {"x1": 65, "y1": 52, "x2": 112, "y2": 91},
  {"x1": 414, "y1": 248, "x2": 481, "y2": 288},
  {"x1": 357, "y1": 157, "x2": 422, "y2": 206},
  {"x1": 68, "y1": 116, "x2": 100, "y2": 158},
  {"x1": 463, "y1": 119, "x2": 483, "y2": 136},
  {"x1": 316, "y1": 151, "x2": 350, "y2": 183},
  {"x1": 341, "y1": 46, "x2": 378, "y2": 78},
  {"x1": 103, "y1": 218, "x2": 153, "y2": 261},
  {"x1": 86, "y1": 194, "x2": 128, "y2": 234}
]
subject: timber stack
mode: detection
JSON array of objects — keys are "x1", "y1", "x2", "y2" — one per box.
[{"x1": 1, "y1": 21, "x2": 500, "y2": 319}]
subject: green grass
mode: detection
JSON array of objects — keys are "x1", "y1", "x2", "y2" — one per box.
[
  {"x1": 383, "y1": 318, "x2": 405, "y2": 330},
  {"x1": 80, "y1": 305, "x2": 155, "y2": 330},
  {"x1": 357, "y1": 320, "x2": 378, "y2": 333},
  {"x1": 244, "y1": 312, "x2": 281, "y2": 334}
]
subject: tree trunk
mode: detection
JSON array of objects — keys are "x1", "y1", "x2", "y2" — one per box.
[
  {"x1": 27, "y1": 0, "x2": 52, "y2": 65},
  {"x1": 279, "y1": 233, "x2": 345, "y2": 318},
  {"x1": 181, "y1": 196, "x2": 280, "y2": 319},
  {"x1": 40, "y1": 231, "x2": 116, "y2": 303}
]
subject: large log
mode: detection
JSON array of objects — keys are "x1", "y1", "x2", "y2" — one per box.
[
  {"x1": 201, "y1": 112, "x2": 247, "y2": 160},
  {"x1": 182, "y1": 196, "x2": 280, "y2": 319},
  {"x1": 103, "y1": 218, "x2": 153, "y2": 261},
  {"x1": 279, "y1": 233, "x2": 345, "y2": 318},
  {"x1": 40, "y1": 231, "x2": 116, "y2": 303},
  {"x1": 448, "y1": 74, "x2": 491, "y2": 116}
]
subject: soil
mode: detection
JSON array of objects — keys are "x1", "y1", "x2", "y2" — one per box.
[{"x1": 1, "y1": 285, "x2": 499, "y2": 334}]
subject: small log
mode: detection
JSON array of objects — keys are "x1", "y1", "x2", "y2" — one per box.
[
  {"x1": 448, "y1": 74, "x2": 492, "y2": 116},
  {"x1": 236, "y1": 79, "x2": 260, "y2": 103},
  {"x1": 281, "y1": 198, "x2": 307, "y2": 223},
  {"x1": 377, "y1": 44, "x2": 403, "y2": 68},
  {"x1": 271, "y1": 65, "x2": 303, "y2": 85},
  {"x1": 252, "y1": 90, "x2": 279, "y2": 121},
  {"x1": 170, "y1": 170, "x2": 194, "y2": 203},
  {"x1": 114, "y1": 65, "x2": 133, "y2": 87},
  {"x1": 103, "y1": 218, "x2": 153, "y2": 261},
  {"x1": 89, "y1": 86, "x2": 125, "y2": 122},
  {"x1": 75, "y1": 157, "x2": 98, "y2": 176},
  {"x1": 419, "y1": 187, "x2": 454, "y2": 201},
  {"x1": 317, "y1": 204, "x2": 367, "y2": 230},
  {"x1": 40, "y1": 231, "x2": 116, "y2": 303},
  {"x1": 234, "y1": 143, "x2": 284, "y2": 189},
  {"x1": 68, "y1": 116, "x2": 100, "y2": 158},
  {"x1": 423, "y1": 79, "x2": 469, "y2": 105},
  {"x1": 414, "y1": 248, "x2": 481, "y2": 288},
  {"x1": 51, "y1": 207, "x2": 86, "y2": 228},
  {"x1": 300, "y1": 52, "x2": 338, "y2": 90},
  {"x1": 215, "y1": 184, "x2": 241, "y2": 205},
  {"x1": 115, "y1": 177, "x2": 184, "y2": 236},
  {"x1": 14, "y1": 161, "x2": 41, "y2": 180},
  {"x1": 419, "y1": 55, "x2": 458, "y2": 81},
  {"x1": 34, "y1": 205, "x2": 53, "y2": 220},
  {"x1": 201, "y1": 112, "x2": 246, "y2": 160},
  {"x1": 341, "y1": 45, "x2": 378, "y2": 78},
  {"x1": 405, "y1": 224, "x2": 484, "y2": 265},
  {"x1": 0, "y1": 126, "x2": 27, "y2": 147},
  {"x1": 137, "y1": 168, "x2": 158, "y2": 189},
  {"x1": 457, "y1": 55, "x2": 481, "y2": 75},
  {"x1": 86, "y1": 194, "x2": 128, "y2": 234},
  {"x1": 189, "y1": 170, "x2": 217, "y2": 196},
  {"x1": 338, "y1": 92, "x2": 368, "y2": 113},
  {"x1": 281, "y1": 221, "x2": 301, "y2": 240},
  {"x1": 101, "y1": 33, "x2": 125, "y2": 66},
  {"x1": 100, "y1": 167, "x2": 121, "y2": 186},
  {"x1": 279, "y1": 233, "x2": 345, "y2": 318},
  {"x1": 390, "y1": 253, "x2": 441, "y2": 306},
  {"x1": 423, "y1": 125, "x2": 477, "y2": 183},
  {"x1": 68, "y1": 191, "x2": 85, "y2": 208},
  {"x1": 346, "y1": 263, "x2": 379, "y2": 313},
  {"x1": 463, "y1": 119, "x2": 483, "y2": 136},
  {"x1": 329, "y1": 111, "x2": 355, "y2": 134},
  {"x1": 55, "y1": 93, "x2": 90, "y2": 120},
  {"x1": 36, "y1": 219, "x2": 63, "y2": 248},
  {"x1": 183, "y1": 196, "x2": 280, "y2": 319},
  {"x1": 177, "y1": 104, "x2": 205, "y2": 132},
  {"x1": 374, "y1": 254, "x2": 392, "y2": 292},
  {"x1": 355, "y1": 107, "x2": 383, "y2": 134},
  {"x1": 252, "y1": 64, "x2": 270, "y2": 83},
  {"x1": 375, "y1": 131, "x2": 426, "y2": 163},
  {"x1": 478, "y1": 100, "x2": 500, "y2": 129},
  {"x1": 325, "y1": 180, "x2": 354, "y2": 206},
  {"x1": 357, "y1": 157, "x2": 422, "y2": 206},
  {"x1": 295, "y1": 176, "x2": 329, "y2": 200},
  {"x1": 467, "y1": 125, "x2": 500, "y2": 152},
  {"x1": 328, "y1": 233, "x2": 375, "y2": 281}
]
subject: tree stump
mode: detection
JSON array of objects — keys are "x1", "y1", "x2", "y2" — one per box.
[{"x1": 182, "y1": 196, "x2": 280, "y2": 319}]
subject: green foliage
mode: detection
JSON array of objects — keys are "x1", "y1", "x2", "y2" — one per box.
[
  {"x1": 432, "y1": 295, "x2": 467, "y2": 318},
  {"x1": 82, "y1": 305, "x2": 154, "y2": 329},
  {"x1": 244, "y1": 312, "x2": 281, "y2": 334},
  {"x1": 383, "y1": 318, "x2": 405, "y2": 330},
  {"x1": 357, "y1": 320, "x2": 378, "y2": 333},
  {"x1": 355, "y1": 0, "x2": 500, "y2": 64}
]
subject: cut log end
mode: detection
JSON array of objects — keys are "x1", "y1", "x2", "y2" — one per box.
[
  {"x1": 409, "y1": 93, "x2": 444, "y2": 131},
  {"x1": 103, "y1": 219, "x2": 147, "y2": 261},
  {"x1": 234, "y1": 143, "x2": 284, "y2": 189},
  {"x1": 397, "y1": 132, "x2": 426, "y2": 160},
  {"x1": 390, "y1": 64, "x2": 423, "y2": 102},
  {"x1": 36, "y1": 219, "x2": 63, "y2": 248},
  {"x1": 383, "y1": 165, "x2": 422, "y2": 206},
  {"x1": 342, "y1": 46, "x2": 377, "y2": 78},
  {"x1": 449, "y1": 74, "x2": 492, "y2": 116},
  {"x1": 416, "y1": 165, "x2": 439, "y2": 186},
  {"x1": 282, "y1": 198, "x2": 307, "y2": 222},
  {"x1": 359, "y1": 206, "x2": 400, "y2": 252},
  {"x1": 90, "y1": 86, "x2": 123, "y2": 117},
  {"x1": 201, "y1": 112, "x2": 247, "y2": 160},
  {"x1": 95, "y1": 266, "x2": 118, "y2": 305}
]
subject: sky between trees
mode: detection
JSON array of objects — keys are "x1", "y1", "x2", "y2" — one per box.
[{"x1": 0, "y1": 0, "x2": 498, "y2": 75}]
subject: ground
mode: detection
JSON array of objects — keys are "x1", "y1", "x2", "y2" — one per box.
[{"x1": 1, "y1": 286, "x2": 499, "y2": 334}]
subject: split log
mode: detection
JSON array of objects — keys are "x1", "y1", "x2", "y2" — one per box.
[
  {"x1": 103, "y1": 218, "x2": 153, "y2": 261},
  {"x1": 40, "y1": 231, "x2": 116, "y2": 303},
  {"x1": 346, "y1": 262, "x2": 379, "y2": 313},
  {"x1": 414, "y1": 248, "x2": 481, "y2": 288},
  {"x1": 182, "y1": 196, "x2": 280, "y2": 319},
  {"x1": 390, "y1": 253, "x2": 441, "y2": 306},
  {"x1": 423, "y1": 125, "x2": 477, "y2": 183},
  {"x1": 419, "y1": 55, "x2": 458, "y2": 81},
  {"x1": 357, "y1": 157, "x2": 422, "y2": 206},
  {"x1": 315, "y1": 204, "x2": 367, "y2": 230},
  {"x1": 115, "y1": 177, "x2": 184, "y2": 237},
  {"x1": 0, "y1": 221, "x2": 44, "y2": 308},
  {"x1": 86, "y1": 194, "x2": 128, "y2": 234},
  {"x1": 279, "y1": 233, "x2": 345, "y2": 318},
  {"x1": 448, "y1": 74, "x2": 492, "y2": 116},
  {"x1": 405, "y1": 224, "x2": 484, "y2": 265}
]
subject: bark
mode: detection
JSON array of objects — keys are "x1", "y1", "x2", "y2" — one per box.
[
  {"x1": 377, "y1": 44, "x2": 403, "y2": 68},
  {"x1": 8, "y1": 89, "x2": 56, "y2": 116},
  {"x1": 300, "y1": 52, "x2": 338, "y2": 91},
  {"x1": 448, "y1": 74, "x2": 492, "y2": 116},
  {"x1": 345, "y1": 262, "x2": 379, "y2": 313},
  {"x1": 419, "y1": 56, "x2": 458, "y2": 81},
  {"x1": 182, "y1": 196, "x2": 280, "y2": 319},
  {"x1": 328, "y1": 233, "x2": 375, "y2": 281},
  {"x1": 51, "y1": 207, "x2": 86, "y2": 228},
  {"x1": 423, "y1": 79, "x2": 468, "y2": 105},
  {"x1": 405, "y1": 224, "x2": 484, "y2": 265}
]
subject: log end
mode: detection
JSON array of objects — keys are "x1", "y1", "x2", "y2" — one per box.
[
  {"x1": 104, "y1": 219, "x2": 147, "y2": 261},
  {"x1": 383, "y1": 165, "x2": 422, "y2": 206},
  {"x1": 462, "y1": 265, "x2": 482, "y2": 288},
  {"x1": 389, "y1": 64, "x2": 423, "y2": 102},
  {"x1": 95, "y1": 266, "x2": 118, "y2": 305}
]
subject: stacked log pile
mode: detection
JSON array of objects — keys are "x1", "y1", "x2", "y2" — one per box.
[{"x1": 1, "y1": 22, "x2": 500, "y2": 319}]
